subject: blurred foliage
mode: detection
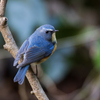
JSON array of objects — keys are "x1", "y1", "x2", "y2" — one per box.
[
  {"x1": 92, "y1": 40, "x2": 100, "y2": 71},
  {"x1": 56, "y1": 22, "x2": 82, "y2": 39}
]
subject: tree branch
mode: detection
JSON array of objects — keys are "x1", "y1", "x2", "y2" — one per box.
[
  {"x1": 0, "y1": 0, "x2": 49, "y2": 100},
  {"x1": 0, "y1": 0, "x2": 7, "y2": 16}
]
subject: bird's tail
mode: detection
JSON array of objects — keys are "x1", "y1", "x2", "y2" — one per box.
[{"x1": 14, "y1": 65, "x2": 29, "y2": 85}]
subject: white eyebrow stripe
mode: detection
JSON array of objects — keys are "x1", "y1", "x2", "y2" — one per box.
[
  {"x1": 42, "y1": 27, "x2": 53, "y2": 31},
  {"x1": 46, "y1": 29, "x2": 53, "y2": 31}
]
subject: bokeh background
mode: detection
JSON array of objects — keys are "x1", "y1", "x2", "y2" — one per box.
[{"x1": 0, "y1": 0, "x2": 100, "y2": 100}]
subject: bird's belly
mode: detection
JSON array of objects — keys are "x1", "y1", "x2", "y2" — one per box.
[
  {"x1": 34, "y1": 56, "x2": 50, "y2": 65},
  {"x1": 39, "y1": 56, "x2": 50, "y2": 64},
  {"x1": 35, "y1": 44, "x2": 57, "y2": 65}
]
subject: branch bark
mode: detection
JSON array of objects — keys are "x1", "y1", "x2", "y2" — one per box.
[{"x1": 0, "y1": 0, "x2": 49, "y2": 100}]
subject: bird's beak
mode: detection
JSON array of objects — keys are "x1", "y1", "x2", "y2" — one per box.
[{"x1": 55, "y1": 30, "x2": 59, "y2": 32}]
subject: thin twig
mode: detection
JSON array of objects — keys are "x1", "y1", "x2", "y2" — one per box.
[{"x1": 0, "y1": 0, "x2": 49, "y2": 100}]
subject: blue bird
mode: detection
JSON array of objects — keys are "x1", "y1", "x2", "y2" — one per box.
[{"x1": 13, "y1": 24, "x2": 58, "y2": 85}]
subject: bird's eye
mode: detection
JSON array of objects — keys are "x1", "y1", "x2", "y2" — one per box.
[{"x1": 46, "y1": 31, "x2": 49, "y2": 34}]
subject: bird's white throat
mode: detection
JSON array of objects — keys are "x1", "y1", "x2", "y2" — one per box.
[{"x1": 52, "y1": 32, "x2": 57, "y2": 43}]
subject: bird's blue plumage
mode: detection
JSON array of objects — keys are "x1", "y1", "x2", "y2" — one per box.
[
  {"x1": 13, "y1": 24, "x2": 57, "y2": 85},
  {"x1": 14, "y1": 65, "x2": 29, "y2": 85}
]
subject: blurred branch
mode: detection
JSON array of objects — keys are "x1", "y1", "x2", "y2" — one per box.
[
  {"x1": 18, "y1": 82, "x2": 28, "y2": 100},
  {"x1": 0, "y1": 0, "x2": 49, "y2": 100},
  {"x1": 72, "y1": 73, "x2": 100, "y2": 100}
]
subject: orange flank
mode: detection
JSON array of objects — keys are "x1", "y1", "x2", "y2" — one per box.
[
  {"x1": 51, "y1": 44, "x2": 57, "y2": 55},
  {"x1": 35, "y1": 44, "x2": 57, "y2": 65}
]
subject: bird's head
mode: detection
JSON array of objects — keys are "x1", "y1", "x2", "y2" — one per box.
[{"x1": 36, "y1": 24, "x2": 58, "y2": 44}]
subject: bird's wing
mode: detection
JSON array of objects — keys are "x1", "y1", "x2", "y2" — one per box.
[
  {"x1": 13, "y1": 39, "x2": 29, "y2": 66},
  {"x1": 16, "y1": 45, "x2": 47, "y2": 68}
]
